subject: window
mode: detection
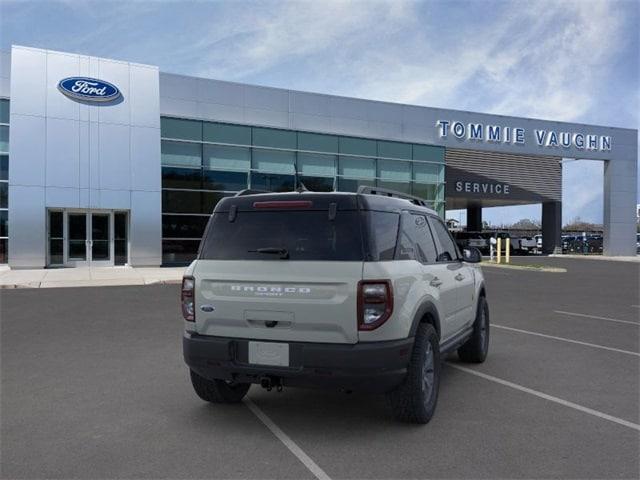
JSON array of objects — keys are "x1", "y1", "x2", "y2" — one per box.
[
  {"x1": 200, "y1": 211, "x2": 363, "y2": 261},
  {"x1": 0, "y1": 99, "x2": 8, "y2": 124},
  {"x1": 338, "y1": 156, "x2": 375, "y2": 179},
  {"x1": 114, "y1": 212, "x2": 128, "y2": 266},
  {"x1": 297, "y1": 153, "x2": 336, "y2": 177},
  {"x1": 162, "y1": 215, "x2": 209, "y2": 238},
  {"x1": 337, "y1": 178, "x2": 375, "y2": 193},
  {"x1": 202, "y1": 170, "x2": 247, "y2": 191},
  {"x1": 378, "y1": 160, "x2": 411, "y2": 181},
  {"x1": 298, "y1": 176, "x2": 334, "y2": 192},
  {"x1": 162, "y1": 190, "x2": 202, "y2": 214},
  {"x1": 162, "y1": 167, "x2": 201, "y2": 190},
  {"x1": 413, "y1": 144, "x2": 445, "y2": 163},
  {"x1": 339, "y1": 137, "x2": 376, "y2": 157},
  {"x1": 378, "y1": 141, "x2": 411, "y2": 160},
  {"x1": 203, "y1": 122, "x2": 250, "y2": 145},
  {"x1": 0, "y1": 155, "x2": 8, "y2": 180},
  {"x1": 0, "y1": 210, "x2": 7, "y2": 237},
  {"x1": 162, "y1": 239, "x2": 201, "y2": 264},
  {"x1": 428, "y1": 216, "x2": 459, "y2": 262},
  {"x1": 161, "y1": 141, "x2": 201, "y2": 167},
  {"x1": 363, "y1": 211, "x2": 399, "y2": 261},
  {"x1": 252, "y1": 149, "x2": 295, "y2": 174},
  {"x1": 203, "y1": 145, "x2": 250, "y2": 171},
  {"x1": 413, "y1": 163, "x2": 443, "y2": 184},
  {"x1": 0, "y1": 183, "x2": 7, "y2": 208},
  {"x1": 161, "y1": 117, "x2": 202, "y2": 141},
  {"x1": 396, "y1": 213, "x2": 437, "y2": 263},
  {"x1": 0, "y1": 126, "x2": 8, "y2": 153},
  {"x1": 250, "y1": 172, "x2": 295, "y2": 192},
  {"x1": 298, "y1": 132, "x2": 338, "y2": 153},
  {"x1": 252, "y1": 127, "x2": 296, "y2": 149},
  {"x1": 412, "y1": 183, "x2": 438, "y2": 200}
]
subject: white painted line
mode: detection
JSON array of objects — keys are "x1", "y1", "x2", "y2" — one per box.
[
  {"x1": 448, "y1": 364, "x2": 640, "y2": 432},
  {"x1": 493, "y1": 324, "x2": 640, "y2": 357},
  {"x1": 244, "y1": 397, "x2": 331, "y2": 480},
  {"x1": 554, "y1": 310, "x2": 640, "y2": 326},
  {"x1": 631, "y1": 305, "x2": 640, "y2": 309}
]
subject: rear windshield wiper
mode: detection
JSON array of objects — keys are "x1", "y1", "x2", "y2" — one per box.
[{"x1": 248, "y1": 247, "x2": 290, "y2": 259}]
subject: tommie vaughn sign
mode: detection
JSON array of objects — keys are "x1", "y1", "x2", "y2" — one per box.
[
  {"x1": 58, "y1": 77, "x2": 121, "y2": 102},
  {"x1": 436, "y1": 120, "x2": 612, "y2": 152}
]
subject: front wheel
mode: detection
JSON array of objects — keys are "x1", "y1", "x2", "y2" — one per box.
[
  {"x1": 458, "y1": 295, "x2": 490, "y2": 363},
  {"x1": 190, "y1": 370, "x2": 250, "y2": 403},
  {"x1": 387, "y1": 323, "x2": 441, "y2": 424}
]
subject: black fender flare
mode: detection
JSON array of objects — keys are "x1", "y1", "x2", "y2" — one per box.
[{"x1": 408, "y1": 301, "x2": 441, "y2": 339}]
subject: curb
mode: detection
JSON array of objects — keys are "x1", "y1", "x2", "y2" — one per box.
[{"x1": 481, "y1": 262, "x2": 567, "y2": 273}]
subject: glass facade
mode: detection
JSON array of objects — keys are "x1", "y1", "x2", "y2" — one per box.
[
  {"x1": 160, "y1": 116, "x2": 445, "y2": 265},
  {"x1": 0, "y1": 99, "x2": 8, "y2": 264}
]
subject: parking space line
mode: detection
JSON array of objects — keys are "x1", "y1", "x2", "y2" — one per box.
[
  {"x1": 449, "y1": 364, "x2": 640, "y2": 432},
  {"x1": 493, "y1": 324, "x2": 640, "y2": 357},
  {"x1": 554, "y1": 310, "x2": 640, "y2": 326},
  {"x1": 244, "y1": 398, "x2": 331, "y2": 480}
]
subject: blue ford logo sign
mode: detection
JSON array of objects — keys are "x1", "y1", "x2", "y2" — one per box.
[{"x1": 57, "y1": 77, "x2": 121, "y2": 102}]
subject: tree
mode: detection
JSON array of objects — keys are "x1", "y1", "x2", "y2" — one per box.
[{"x1": 509, "y1": 218, "x2": 540, "y2": 230}]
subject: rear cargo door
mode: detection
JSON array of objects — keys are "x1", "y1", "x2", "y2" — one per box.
[{"x1": 193, "y1": 199, "x2": 364, "y2": 344}]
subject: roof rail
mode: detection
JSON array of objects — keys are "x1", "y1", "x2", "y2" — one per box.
[
  {"x1": 356, "y1": 185, "x2": 429, "y2": 207},
  {"x1": 234, "y1": 189, "x2": 271, "y2": 197}
]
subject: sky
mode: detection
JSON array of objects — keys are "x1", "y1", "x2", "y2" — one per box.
[{"x1": 1, "y1": 0, "x2": 638, "y2": 226}]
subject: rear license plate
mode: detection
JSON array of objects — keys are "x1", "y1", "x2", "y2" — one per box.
[{"x1": 248, "y1": 341, "x2": 290, "y2": 367}]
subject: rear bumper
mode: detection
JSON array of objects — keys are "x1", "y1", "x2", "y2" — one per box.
[{"x1": 183, "y1": 332, "x2": 414, "y2": 393}]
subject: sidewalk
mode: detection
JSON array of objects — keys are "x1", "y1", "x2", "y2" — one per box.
[
  {"x1": 549, "y1": 254, "x2": 640, "y2": 263},
  {"x1": 0, "y1": 266, "x2": 186, "y2": 289}
]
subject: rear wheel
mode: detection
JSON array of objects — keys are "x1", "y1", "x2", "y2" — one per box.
[
  {"x1": 458, "y1": 295, "x2": 490, "y2": 363},
  {"x1": 387, "y1": 323, "x2": 441, "y2": 424},
  {"x1": 190, "y1": 370, "x2": 250, "y2": 403}
]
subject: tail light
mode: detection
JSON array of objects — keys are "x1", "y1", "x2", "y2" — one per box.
[
  {"x1": 357, "y1": 280, "x2": 393, "y2": 331},
  {"x1": 181, "y1": 276, "x2": 195, "y2": 321}
]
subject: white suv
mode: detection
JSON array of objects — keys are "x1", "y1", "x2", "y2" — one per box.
[{"x1": 182, "y1": 188, "x2": 489, "y2": 423}]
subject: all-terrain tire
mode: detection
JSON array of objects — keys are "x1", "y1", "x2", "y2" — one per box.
[
  {"x1": 457, "y1": 295, "x2": 490, "y2": 363},
  {"x1": 387, "y1": 323, "x2": 441, "y2": 424},
  {"x1": 190, "y1": 370, "x2": 251, "y2": 403}
]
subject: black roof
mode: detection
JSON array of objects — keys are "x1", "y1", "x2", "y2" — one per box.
[{"x1": 213, "y1": 191, "x2": 438, "y2": 216}]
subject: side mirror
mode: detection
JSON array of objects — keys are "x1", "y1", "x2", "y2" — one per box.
[{"x1": 462, "y1": 247, "x2": 482, "y2": 263}]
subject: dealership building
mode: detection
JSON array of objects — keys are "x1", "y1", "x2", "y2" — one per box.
[{"x1": 0, "y1": 45, "x2": 637, "y2": 268}]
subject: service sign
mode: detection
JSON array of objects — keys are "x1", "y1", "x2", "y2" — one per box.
[{"x1": 58, "y1": 77, "x2": 121, "y2": 102}]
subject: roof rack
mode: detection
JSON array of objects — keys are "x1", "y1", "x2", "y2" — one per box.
[
  {"x1": 234, "y1": 189, "x2": 271, "y2": 197},
  {"x1": 356, "y1": 185, "x2": 429, "y2": 207}
]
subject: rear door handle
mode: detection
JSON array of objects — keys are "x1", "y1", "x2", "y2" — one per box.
[
  {"x1": 455, "y1": 273, "x2": 465, "y2": 281},
  {"x1": 430, "y1": 277, "x2": 443, "y2": 287}
]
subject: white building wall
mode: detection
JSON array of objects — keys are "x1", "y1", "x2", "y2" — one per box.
[{"x1": 8, "y1": 46, "x2": 161, "y2": 267}]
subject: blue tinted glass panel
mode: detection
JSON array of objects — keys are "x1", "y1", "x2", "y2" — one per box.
[
  {"x1": 338, "y1": 156, "x2": 375, "y2": 179},
  {"x1": 162, "y1": 239, "x2": 200, "y2": 265},
  {"x1": 377, "y1": 180, "x2": 411, "y2": 194},
  {"x1": 297, "y1": 153, "x2": 336, "y2": 177},
  {"x1": 412, "y1": 182, "x2": 438, "y2": 200},
  {"x1": 162, "y1": 190, "x2": 201, "y2": 214},
  {"x1": 162, "y1": 215, "x2": 209, "y2": 239},
  {"x1": 413, "y1": 163, "x2": 443, "y2": 183},
  {"x1": 202, "y1": 192, "x2": 233, "y2": 214},
  {"x1": 0, "y1": 126, "x2": 8, "y2": 153},
  {"x1": 0, "y1": 155, "x2": 7, "y2": 181},
  {"x1": 202, "y1": 170, "x2": 247, "y2": 191},
  {"x1": 162, "y1": 167, "x2": 202, "y2": 189},
  {"x1": 339, "y1": 137, "x2": 376, "y2": 156},
  {"x1": 161, "y1": 117, "x2": 202, "y2": 141},
  {"x1": 250, "y1": 172, "x2": 295, "y2": 192},
  {"x1": 161, "y1": 141, "x2": 201, "y2": 167},
  {"x1": 0, "y1": 210, "x2": 7, "y2": 237},
  {"x1": 336, "y1": 178, "x2": 375, "y2": 193},
  {"x1": 252, "y1": 127, "x2": 296, "y2": 149},
  {"x1": 298, "y1": 176, "x2": 334, "y2": 192},
  {"x1": 252, "y1": 149, "x2": 295, "y2": 174},
  {"x1": 0, "y1": 182, "x2": 7, "y2": 208},
  {"x1": 0, "y1": 100, "x2": 8, "y2": 124},
  {"x1": 378, "y1": 160, "x2": 411, "y2": 181},
  {"x1": 203, "y1": 122, "x2": 251, "y2": 145},
  {"x1": 203, "y1": 145, "x2": 250, "y2": 171},
  {"x1": 378, "y1": 141, "x2": 411, "y2": 160},
  {"x1": 413, "y1": 144, "x2": 445, "y2": 163},
  {"x1": 298, "y1": 132, "x2": 339, "y2": 153}
]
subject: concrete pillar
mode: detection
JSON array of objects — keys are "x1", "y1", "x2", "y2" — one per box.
[
  {"x1": 603, "y1": 154, "x2": 637, "y2": 256},
  {"x1": 542, "y1": 201, "x2": 562, "y2": 254},
  {"x1": 467, "y1": 205, "x2": 482, "y2": 232}
]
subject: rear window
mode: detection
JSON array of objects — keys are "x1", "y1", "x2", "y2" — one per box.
[{"x1": 199, "y1": 211, "x2": 364, "y2": 261}]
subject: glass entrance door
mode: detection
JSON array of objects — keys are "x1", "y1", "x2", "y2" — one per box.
[{"x1": 49, "y1": 210, "x2": 129, "y2": 267}]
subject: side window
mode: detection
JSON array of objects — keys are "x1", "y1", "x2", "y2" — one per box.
[
  {"x1": 364, "y1": 211, "x2": 400, "y2": 261},
  {"x1": 428, "y1": 217, "x2": 459, "y2": 262},
  {"x1": 396, "y1": 212, "x2": 438, "y2": 263}
]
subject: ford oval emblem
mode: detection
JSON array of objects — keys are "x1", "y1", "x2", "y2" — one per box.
[
  {"x1": 57, "y1": 77, "x2": 121, "y2": 102},
  {"x1": 200, "y1": 305, "x2": 215, "y2": 312}
]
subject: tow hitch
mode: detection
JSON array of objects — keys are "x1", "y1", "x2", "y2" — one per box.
[{"x1": 260, "y1": 376, "x2": 283, "y2": 392}]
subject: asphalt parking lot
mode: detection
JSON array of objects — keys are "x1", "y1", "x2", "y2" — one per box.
[{"x1": 1, "y1": 257, "x2": 639, "y2": 479}]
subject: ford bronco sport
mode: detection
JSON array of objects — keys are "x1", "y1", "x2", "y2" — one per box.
[{"x1": 182, "y1": 187, "x2": 489, "y2": 423}]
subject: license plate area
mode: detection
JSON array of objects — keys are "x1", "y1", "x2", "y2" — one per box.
[{"x1": 248, "y1": 341, "x2": 290, "y2": 367}]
